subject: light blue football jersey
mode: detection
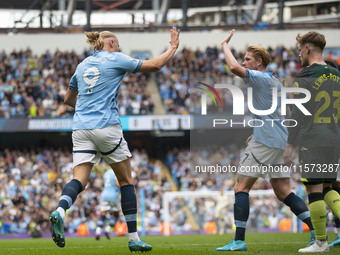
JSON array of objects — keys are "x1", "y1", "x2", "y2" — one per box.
[
  {"x1": 101, "y1": 169, "x2": 120, "y2": 202},
  {"x1": 69, "y1": 50, "x2": 142, "y2": 130},
  {"x1": 246, "y1": 69, "x2": 288, "y2": 150}
]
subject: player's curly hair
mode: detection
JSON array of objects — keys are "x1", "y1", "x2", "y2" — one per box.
[
  {"x1": 246, "y1": 46, "x2": 271, "y2": 68},
  {"x1": 85, "y1": 31, "x2": 117, "y2": 51},
  {"x1": 296, "y1": 31, "x2": 326, "y2": 51}
]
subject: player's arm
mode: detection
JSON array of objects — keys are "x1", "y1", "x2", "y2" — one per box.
[
  {"x1": 284, "y1": 76, "x2": 307, "y2": 165},
  {"x1": 245, "y1": 135, "x2": 253, "y2": 146},
  {"x1": 138, "y1": 27, "x2": 180, "y2": 72},
  {"x1": 284, "y1": 107, "x2": 298, "y2": 166},
  {"x1": 285, "y1": 107, "x2": 304, "y2": 147},
  {"x1": 283, "y1": 143, "x2": 295, "y2": 166},
  {"x1": 114, "y1": 180, "x2": 120, "y2": 187},
  {"x1": 285, "y1": 106, "x2": 291, "y2": 118},
  {"x1": 64, "y1": 88, "x2": 78, "y2": 108},
  {"x1": 221, "y1": 29, "x2": 247, "y2": 78},
  {"x1": 286, "y1": 84, "x2": 307, "y2": 146}
]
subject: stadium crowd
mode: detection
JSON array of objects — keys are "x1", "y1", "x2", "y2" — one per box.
[
  {"x1": 0, "y1": 45, "x2": 337, "y2": 117},
  {"x1": 166, "y1": 145, "x2": 301, "y2": 192},
  {"x1": 1, "y1": 44, "x2": 339, "y2": 117},
  {"x1": 0, "y1": 143, "x2": 311, "y2": 236},
  {"x1": 0, "y1": 49, "x2": 154, "y2": 118},
  {"x1": 0, "y1": 140, "x2": 310, "y2": 235},
  {"x1": 0, "y1": 147, "x2": 171, "y2": 236},
  {"x1": 155, "y1": 45, "x2": 320, "y2": 114},
  {"x1": 0, "y1": 44, "x2": 339, "y2": 236},
  {"x1": 164, "y1": 145, "x2": 314, "y2": 234}
]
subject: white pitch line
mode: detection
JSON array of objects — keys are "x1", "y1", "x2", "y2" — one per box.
[
  {"x1": 1, "y1": 241, "x2": 310, "y2": 250},
  {"x1": 2, "y1": 246, "x2": 106, "y2": 250},
  {"x1": 156, "y1": 241, "x2": 308, "y2": 246}
]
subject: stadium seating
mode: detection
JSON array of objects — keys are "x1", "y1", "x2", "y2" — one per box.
[
  {"x1": 155, "y1": 45, "x2": 303, "y2": 114},
  {"x1": 0, "y1": 49, "x2": 154, "y2": 118},
  {"x1": 0, "y1": 147, "x2": 172, "y2": 235}
]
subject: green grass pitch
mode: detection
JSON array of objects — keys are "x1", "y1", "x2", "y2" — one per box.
[{"x1": 0, "y1": 232, "x2": 339, "y2": 254}]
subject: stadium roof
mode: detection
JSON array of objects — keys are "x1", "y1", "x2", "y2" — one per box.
[
  {"x1": 0, "y1": 0, "x2": 230, "y2": 11},
  {"x1": 0, "y1": 0, "x2": 339, "y2": 32}
]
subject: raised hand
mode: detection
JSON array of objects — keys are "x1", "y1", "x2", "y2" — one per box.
[
  {"x1": 170, "y1": 26, "x2": 180, "y2": 49},
  {"x1": 221, "y1": 29, "x2": 235, "y2": 45},
  {"x1": 283, "y1": 144, "x2": 294, "y2": 167}
]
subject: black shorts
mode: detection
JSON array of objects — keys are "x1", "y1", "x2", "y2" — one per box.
[{"x1": 299, "y1": 147, "x2": 340, "y2": 185}]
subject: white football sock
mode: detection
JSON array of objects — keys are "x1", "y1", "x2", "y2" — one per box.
[
  {"x1": 56, "y1": 207, "x2": 65, "y2": 220},
  {"x1": 129, "y1": 232, "x2": 140, "y2": 242}
]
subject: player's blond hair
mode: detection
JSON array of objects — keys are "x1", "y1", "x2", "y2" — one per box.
[
  {"x1": 296, "y1": 31, "x2": 326, "y2": 51},
  {"x1": 246, "y1": 46, "x2": 271, "y2": 68},
  {"x1": 85, "y1": 31, "x2": 117, "y2": 51}
]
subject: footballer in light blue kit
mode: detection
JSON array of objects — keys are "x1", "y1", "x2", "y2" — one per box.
[
  {"x1": 68, "y1": 50, "x2": 141, "y2": 174},
  {"x1": 50, "y1": 27, "x2": 180, "y2": 252},
  {"x1": 69, "y1": 51, "x2": 142, "y2": 131},
  {"x1": 216, "y1": 29, "x2": 315, "y2": 252},
  {"x1": 245, "y1": 69, "x2": 288, "y2": 151},
  {"x1": 101, "y1": 169, "x2": 120, "y2": 202},
  {"x1": 95, "y1": 169, "x2": 121, "y2": 240}
]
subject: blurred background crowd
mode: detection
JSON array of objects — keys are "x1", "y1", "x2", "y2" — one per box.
[
  {"x1": 0, "y1": 142, "x2": 310, "y2": 236},
  {"x1": 0, "y1": 44, "x2": 338, "y2": 236},
  {"x1": 0, "y1": 49, "x2": 154, "y2": 118},
  {"x1": 1, "y1": 44, "x2": 328, "y2": 118}
]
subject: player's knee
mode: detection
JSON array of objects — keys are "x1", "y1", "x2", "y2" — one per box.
[
  {"x1": 274, "y1": 191, "x2": 285, "y2": 201},
  {"x1": 273, "y1": 188, "x2": 290, "y2": 201},
  {"x1": 234, "y1": 180, "x2": 252, "y2": 193}
]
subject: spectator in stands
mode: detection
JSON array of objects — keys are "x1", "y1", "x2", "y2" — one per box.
[
  {"x1": 0, "y1": 146, "x2": 172, "y2": 236},
  {"x1": 0, "y1": 42, "x2": 311, "y2": 118},
  {"x1": 0, "y1": 47, "x2": 155, "y2": 118}
]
